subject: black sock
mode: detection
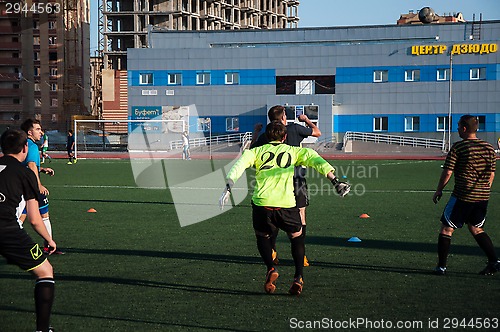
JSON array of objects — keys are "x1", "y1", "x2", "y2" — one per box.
[
  {"x1": 290, "y1": 234, "x2": 305, "y2": 278},
  {"x1": 437, "y1": 233, "x2": 452, "y2": 267},
  {"x1": 473, "y1": 232, "x2": 498, "y2": 262},
  {"x1": 302, "y1": 225, "x2": 307, "y2": 255},
  {"x1": 270, "y1": 229, "x2": 279, "y2": 252},
  {"x1": 256, "y1": 235, "x2": 274, "y2": 270},
  {"x1": 35, "y1": 278, "x2": 55, "y2": 332}
]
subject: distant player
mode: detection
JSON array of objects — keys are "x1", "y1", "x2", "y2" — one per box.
[
  {"x1": 0, "y1": 129, "x2": 57, "y2": 332},
  {"x1": 40, "y1": 131, "x2": 52, "y2": 164},
  {"x1": 67, "y1": 129, "x2": 77, "y2": 164},
  {"x1": 433, "y1": 115, "x2": 499, "y2": 275},
  {"x1": 251, "y1": 105, "x2": 321, "y2": 266},
  {"x1": 220, "y1": 121, "x2": 350, "y2": 295},
  {"x1": 182, "y1": 131, "x2": 191, "y2": 160}
]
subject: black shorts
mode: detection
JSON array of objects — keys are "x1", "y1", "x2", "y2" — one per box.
[
  {"x1": 440, "y1": 196, "x2": 488, "y2": 229},
  {"x1": 0, "y1": 226, "x2": 47, "y2": 271},
  {"x1": 252, "y1": 202, "x2": 302, "y2": 236},
  {"x1": 293, "y1": 176, "x2": 309, "y2": 208}
]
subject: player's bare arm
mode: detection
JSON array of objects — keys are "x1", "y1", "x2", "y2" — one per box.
[
  {"x1": 26, "y1": 161, "x2": 49, "y2": 195},
  {"x1": 297, "y1": 114, "x2": 321, "y2": 137},
  {"x1": 433, "y1": 169, "x2": 453, "y2": 204},
  {"x1": 488, "y1": 171, "x2": 495, "y2": 187},
  {"x1": 26, "y1": 199, "x2": 56, "y2": 254},
  {"x1": 40, "y1": 167, "x2": 55, "y2": 176}
]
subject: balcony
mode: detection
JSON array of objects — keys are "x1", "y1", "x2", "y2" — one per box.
[
  {"x1": 0, "y1": 42, "x2": 21, "y2": 50},
  {"x1": 0, "y1": 57, "x2": 22, "y2": 65},
  {"x1": 0, "y1": 104, "x2": 23, "y2": 112},
  {"x1": 0, "y1": 25, "x2": 21, "y2": 34},
  {"x1": 0, "y1": 73, "x2": 20, "y2": 81},
  {"x1": 0, "y1": 88, "x2": 22, "y2": 96}
]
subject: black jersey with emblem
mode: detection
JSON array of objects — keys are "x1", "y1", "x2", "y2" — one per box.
[
  {"x1": 0, "y1": 155, "x2": 39, "y2": 228},
  {"x1": 251, "y1": 123, "x2": 313, "y2": 148}
]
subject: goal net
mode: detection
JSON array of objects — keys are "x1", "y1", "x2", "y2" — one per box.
[{"x1": 73, "y1": 119, "x2": 186, "y2": 158}]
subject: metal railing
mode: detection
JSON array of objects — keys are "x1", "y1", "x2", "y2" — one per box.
[
  {"x1": 170, "y1": 132, "x2": 253, "y2": 150},
  {"x1": 343, "y1": 131, "x2": 445, "y2": 150}
]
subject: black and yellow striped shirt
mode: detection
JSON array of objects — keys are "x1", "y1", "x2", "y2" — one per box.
[{"x1": 443, "y1": 139, "x2": 496, "y2": 202}]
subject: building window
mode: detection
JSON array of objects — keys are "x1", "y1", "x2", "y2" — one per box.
[
  {"x1": 304, "y1": 105, "x2": 319, "y2": 120},
  {"x1": 141, "y1": 89, "x2": 157, "y2": 96},
  {"x1": 34, "y1": 36, "x2": 40, "y2": 45},
  {"x1": 34, "y1": 83, "x2": 41, "y2": 91},
  {"x1": 50, "y1": 83, "x2": 57, "y2": 91},
  {"x1": 50, "y1": 68, "x2": 57, "y2": 77},
  {"x1": 226, "y1": 117, "x2": 239, "y2": 132},
  {"x1": 139, "y1": 73, "x2": 153, "y2": 85},
  {"x1": 49, "y1": 52, "x2": 57, "y2": 61},
  {"x1": 276, "y1": 75, "x2": 335, "y2": 95},
  {"x1": 437, "y1": 68, "x2": 450, "y2": 81},
  {"x1": 34, "y1": 67, "x2": 40, "y2": 76},
  {"x1": 33, "y1": 20, "x2": 39, "y2": 29},
  {"x1": 51, "y1": 98, "x2": 58, "y2": 107},
  {"x1": 48, "y1": 21, "x2": 56, "y2": 29},
  {"x1": 225, "y1": 72, "x2": 239, "y2": 85},
  {"x1": 470, "y1": 67, "x2": 486, "y2": 80},
  {"x1": 404, "y1": 116, "x2": 420, "y2": 132},
  {"x1": 196, "y1": 72, "x2": 211, "y2": 85},
  {"x1": 373, "y1": 70, "x2": 388, "y2": 83},
  {"x1": 168, "y1": 73, "x2": 182, "y2": 85},
  {"x1": 296, "y1": 80, "x2": 313, "y2": 95},
  {"x1": 436, "y1": 116, "x2": 450, "y2": 132},
  {"x1": 405, "y1": 69, "x2": 420, "y2": 82},
  {"x1": 373, "y1": 117, "x2": 388, "y2": 131},
  {"x1": 48, "y1": 36, "x2": 57, "y2": 45},
  {"x1": 33, "y1": 52, "x2": 39, "y2": 61},
  {"x1": 477, "y1": 115, "x2": 486, "y2": 131},
  {"x1": 35, "y1": 99, "x2": 42, "y2": 107},
  {"x1": 197, "y1": 117, "x2": 211, "y2": 132}
]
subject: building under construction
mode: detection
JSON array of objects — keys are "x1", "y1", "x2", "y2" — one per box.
[
  {"x1": 0, "y1": 0, "x2": 90, "y2": 131},
  {"x1": 102, "y1": 0, "x2": 299, "y2": 70},
  {"x1": 100, "y1": 0, "x2": 299, "y2": 123}
]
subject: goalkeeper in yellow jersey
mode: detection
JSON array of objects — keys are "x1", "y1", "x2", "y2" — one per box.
[{"x1": 219, "y1": 121, "x2": 350, "y2": 295}]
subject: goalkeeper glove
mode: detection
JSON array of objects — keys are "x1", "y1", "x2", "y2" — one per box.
[
  {"x1": 331, "y1": 177, "x2": 351, "y2": 197},
  {"x1": 219, "y1": 183, "x2": 232, "y2": 210}
]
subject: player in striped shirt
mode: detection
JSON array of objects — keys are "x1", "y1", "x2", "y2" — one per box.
[
  {"x1": 219, "y1": 121, "x2": 350, "y2": 295},
  {"x1": 433, "y1": 115, "x2": 499, "y2": 275}
]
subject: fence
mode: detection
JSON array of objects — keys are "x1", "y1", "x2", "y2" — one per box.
[
  {"x1": 343, "y1": 131, "x2": 445, "y2": 151},
  {"x1": 170, "y1": 132, "x2": 253, "y2": 150}
]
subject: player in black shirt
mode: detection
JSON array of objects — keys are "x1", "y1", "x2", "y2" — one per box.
[
  {"x1": 67, "y1": 129, "x2": 77, "y2": 164},
  {"x1": 251, "y1": 105, "x2": 321, "y2": 266},
  {"x1": 0, "y1": 129, "x2": 57, "y2": 332}
]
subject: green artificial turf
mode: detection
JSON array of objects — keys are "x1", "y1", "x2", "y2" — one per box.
[{"x1": 1, "y1": 158, "x2": 498, "y2": 331}]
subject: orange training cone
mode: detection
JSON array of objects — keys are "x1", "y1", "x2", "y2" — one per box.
[
  {"x1": 359, "y1": 213, "x2": 370, "y2": 218},
  {"x1": 87, "y1": 208, "x2": 97, "y2": 213}
]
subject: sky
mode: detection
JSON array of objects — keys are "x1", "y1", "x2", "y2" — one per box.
[{"x1": 89, "y1": 0, "x2": 500, "y2": 54}]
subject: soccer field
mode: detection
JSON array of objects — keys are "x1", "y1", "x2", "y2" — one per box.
[{"x1": 1, "y1": 158, "x2": 499, "y2": 331}]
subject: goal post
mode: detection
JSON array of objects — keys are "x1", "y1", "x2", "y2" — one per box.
[{"x1": 73, "y1": 119, "x2": 186, "y2": 159}]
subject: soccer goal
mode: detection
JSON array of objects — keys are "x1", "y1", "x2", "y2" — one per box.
[{"x1": 73, "y1": 119, "x2": 187, "y2": 158}]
